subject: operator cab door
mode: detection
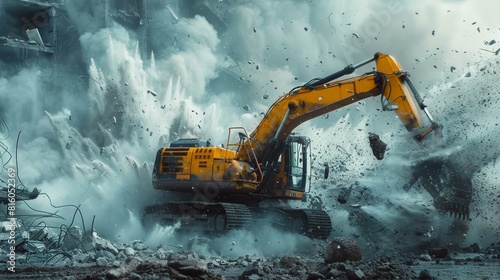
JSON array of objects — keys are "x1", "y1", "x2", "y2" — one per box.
[{"x1": 285, "y1": 136, "x2": 310, "y2": 191}]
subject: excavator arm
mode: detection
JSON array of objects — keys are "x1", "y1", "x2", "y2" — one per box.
[{"x1": 236, "y1": 53, "x2": 439, "y2": 167}]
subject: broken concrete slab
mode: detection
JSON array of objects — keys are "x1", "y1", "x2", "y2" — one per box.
[
  {"x1": 168, "y1": 259, "x2": 208, "y2": 276},
  {"x1": 62, "y1": 226, "x2": 83, "y2": 251}
]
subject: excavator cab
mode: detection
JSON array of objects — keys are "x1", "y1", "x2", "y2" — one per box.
[
  {"x1": 284, "y1": 135, "x2": 310, "y2": 192},
  {"x1": 257, "y1": 135, "x2": 311, "y2": 199}
]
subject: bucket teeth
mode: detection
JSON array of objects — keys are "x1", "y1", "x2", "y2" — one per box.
[{"x1": 448, "y1": 203, "x2": 469, "y2": 220}]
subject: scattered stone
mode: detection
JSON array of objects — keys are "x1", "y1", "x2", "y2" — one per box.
[
  {"x1": 428, "y1": 247, "x2": 449, "y2": 258},
  {"x1": 96, "y1": 256, "x2": 109, "y2": 266},
  {"x1": 94, "y1": 234, "x2": 120, "y2": 255},
  {"x1": 116, "y1": 251, "x2": 127, "y2": 260},
  {"x1": 80, "y1": 233, "x2": 96, "y2": 252},
  {"x1": 124, "y1": 247, "x2": 136, "y2": 256},
  {"x1": 347, "y1": 269, "x2": 366, "y2": 280},
  {"x1": 106, "y1": 257, "x2": 143, "y2": 279},
  {"x1": 168, "y1": 259, "x2": 208, "y2": 276},
  {"x1": 22, "y1": 240, "x2": 46, "y2": 253},
  {"x1": 155, "y1": 250, "x2": 167, "y2": 260},
  {"x1": 280, "y1": 255, "x2": 305, "y2": 269},
  {"x1": 132, "y1": 240, "x2": 146, "y2": 250},
  {"x1": 468, "y1": 243, "x2": 481, "y2": 253},
  {"x1": 241, "y1": 261, "x2": 265, "y2": 278},
  {"x1": 418, "y1": 254, "x2": 432, "y2": 261},
  {"x1": 129, "y1": 272, "x2": 142, "y2": 280},
  {"x1": 307, "y1": 271, "x2": 325, "y2": 280},
  {"x1": 73, "y1": 252, "x2": 92, "y2": 263},
  {"x1": 418, "y1": 269, "x2": 433, "y2": 279},
  {"x1": 325, "y1": 268, "x2": 344, "y2": 278},
  {"x1": 114, "y1": 242, "x2": 125, "y2": 251},
  {"x1": 324, "y1": 237, "x2": 362, "y2": 263},
  {"x1": 96, "y1": 249, "x2": 116, "y2": 261}
]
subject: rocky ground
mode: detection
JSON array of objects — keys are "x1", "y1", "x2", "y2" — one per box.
[{"x1": 0, "y1": 221, "x2": 499, "y2": 280}]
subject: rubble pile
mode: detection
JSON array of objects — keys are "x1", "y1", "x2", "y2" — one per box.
[
  {"x1": 1, "y1": 217, "x2": 499, "y2": 279},
  {"x1": 237, "y1": 254, "x2": 415, "y2": 280}
]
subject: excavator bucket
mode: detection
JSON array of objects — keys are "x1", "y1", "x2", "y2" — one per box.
[{"x1": 404, "y1": 158, "x2": 472, "y2": 220}]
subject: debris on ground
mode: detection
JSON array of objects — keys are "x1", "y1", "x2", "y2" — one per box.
[
  {"x1": 324, "y1": 237, "x2": 362, "y2": 263},
  {"x1": 1, "y1": 220, "x2": 499, "y2": 280}
]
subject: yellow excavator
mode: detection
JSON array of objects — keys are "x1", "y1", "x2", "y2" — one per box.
[{"x1": 143, "y1": 53, "x2": 446, "y2": 238}]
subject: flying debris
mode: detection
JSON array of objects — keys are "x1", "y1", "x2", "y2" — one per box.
[
  {"x1": 485, "y1": 39, "x2": 496, "y2": 45},
  {"x1": 0, "y1": 188, "x2": 40, "y2": 204},
  {"x1": 337, "y1": 185, "x2": 353, "y2": 204},
  {"x1": 262, "y1": 94, "x2": 269, "y2": 100},
  {"x1": 352, "y1": 33, "x2": 359, "y2": 38},
  {"x1": 147, "y1": 90, "x2": 157, "y2": 97},
  {"x1": 242, "y1": 105, "x2": 250, "y2": 111},
  {"x1": 368, "y1": 133, "x2": 387, "y2": 160}
]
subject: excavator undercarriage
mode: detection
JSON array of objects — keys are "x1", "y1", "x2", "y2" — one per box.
[{"x1": 142, "y1": 201, "x2": 333, "y2": 239}]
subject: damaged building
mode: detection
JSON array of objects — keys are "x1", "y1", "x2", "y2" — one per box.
[{"x1": 0, "y1": 0, "x2": 57, "y2": 68}]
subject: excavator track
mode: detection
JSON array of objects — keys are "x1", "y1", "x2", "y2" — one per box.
[
  {"x1": 142, "y1": 201, "x2": 252, "y2": 232},
  {"x1": 143, "y1": 202, "x2": 332, "y2": 239},
  {"x1": 301, "y1": 209, "x2": 333, "y2": 239},
  {"x1": 248, "y1": 207, "x2": 333, "y2": 239},
  {"x1": 281, "y1": 209, "x2": 332, "y2": 239}
]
